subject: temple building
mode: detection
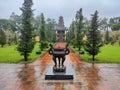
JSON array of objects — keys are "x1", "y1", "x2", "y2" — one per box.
[{"x1": 56, "y1": 16, "x2": 67, "y2": 42}]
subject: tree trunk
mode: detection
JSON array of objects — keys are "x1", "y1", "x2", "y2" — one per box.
[
  {"x1": 1, "y1": 44, "x2": 3, "y2": 47},
  {"x1": 24, "y1": 52, "x2": 27, "y2": 61},
  {"x1": 8, "y1": 42, "x2": 11, "y2": 46},
  {"x1": 92, "y1": 55, "x2": 95, "y2": 61},
  {"x1": 78, "y1": 46, "x2": 80, "y2": 51}
]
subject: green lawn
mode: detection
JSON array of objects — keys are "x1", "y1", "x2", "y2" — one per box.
[
  {"x1": 71, "y1": 45, "x2": 120, "y2": 63},
  {"x1": 0, "y1": 43, "x2": 47, "y2": 63}
]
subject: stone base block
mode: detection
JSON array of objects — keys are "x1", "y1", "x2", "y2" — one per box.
[{"x1": 45, "y1": 66, "x2": 73, "y2": 80}]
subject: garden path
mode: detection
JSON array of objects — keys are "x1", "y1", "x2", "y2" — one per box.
[{"x1": 0, "y1": 43, "x2": 120, "y2": 90}]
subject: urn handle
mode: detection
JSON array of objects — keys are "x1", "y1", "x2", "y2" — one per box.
[
  {"x1": 48, "y1": 44, "x2": 53, "y2": 55},
  {"x1": 65, "y1": 48, "x2": 70, "y2": 55},
  {"x1": 65, "y1": 44, "x2": 70, "y2": 55}
]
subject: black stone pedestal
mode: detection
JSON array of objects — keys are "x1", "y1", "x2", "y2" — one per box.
[{"x1": 45, "y1": 65, "x2": 73, "y2": 80}]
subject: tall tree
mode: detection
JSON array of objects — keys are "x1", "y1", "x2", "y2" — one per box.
[
  {"x1": 39, "y1": 13, "x2": 46, "y2": 51},
  {"x1": 66, "y1": 20, "x2": 76, "y2": 44},
  {"x1": 105, "y1": 29, "x2": 109, "y2": 44},
  {"x1": 75, "y1": 8, "x2": 84, "y2": 51},
  {"x1": 34, "y1": 14, "x2": 41, "y2": 29},
  {"x1": 40, "y1": 13, "x2": 46, "y2": 41},
  {"x1": 0, "y1": 29, "x2": 6, "y2": 47},
  {"x1": 46, "y1": 18, "x2": 56, "y2": 42},
  {"x1": 46, "y1": 19, "x2": 51, "y2": 42},
  {"x1": 17, "y1": 0, "x2": 35, "y2": 61},
  {"x1": 84, "y1": 10, "x2": 103, "y2": 61}
]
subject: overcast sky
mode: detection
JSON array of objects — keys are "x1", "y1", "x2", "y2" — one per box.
[{"x1": 0, "y1": 0, "x2": 120, "y2": 27}]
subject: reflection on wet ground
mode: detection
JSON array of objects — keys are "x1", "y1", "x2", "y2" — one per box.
[{"x1": 0, "y1": 46, "x2": 120, "y2": 90}]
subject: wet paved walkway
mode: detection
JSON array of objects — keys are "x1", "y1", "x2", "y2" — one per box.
[{"x1": 0, "y1": 43, "x2": 120, "y2": 90}]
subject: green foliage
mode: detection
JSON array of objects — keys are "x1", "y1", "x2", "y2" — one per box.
[
  {"x1": 7, "y1": 34, "x2": 13, "y2": 46},
  {"x1": 109, "y1": 17, "x2": 120, "y2": 31},
  {"x1": 99, "y1": 17, "x2": 108, "y2": 30},
  {"x1": 115, "y1": 33, "x2": 120, "y2": 46},
  {"x1": 72, "y1": 45, "x2": 120, "y2": 63},
  {"x1": 111, "y1": 24, "x2": 120, "y2": 31},
  {"x1": 71, "y1": 39, "x2": 77, "y2": 48},
  {"x1": 40, "y1": 13, "x2": 46, "y2": 41},
  {"x1": 105, "y1": 30, "x2": 110, "y2": 44},
  {"x1": 34, "y1": 15, "x2": 41, "y2": 28},
  {"x1": 17, "y1": 0, "x2": 35, "y2": 61},
  {"x1": 13, "y1": 34, "x2": 18, "y2": 44},
  {"x1": 46, "y1": 18, "x2": 56, "y2": 42},
  {"x1": 0, "y1": 43, "x2": 41, "y2": 63},
  {"x1": 109, "y1": 36, "x2": 116, "y2": 45},
  {"x1": 75, "y1": 8, "x2": 84, "y2": 51},
  {"x1": 108, "y1": 30, "x2": 120, "y2": 45},
  {"x1": 66, "y1": 20, "x2": 76, "y2": 43},
  {"x1": 39, "y1": 13, "x2": 47, "y2": 51},
  {"x1": 40, "y1": 41, "x2": 49, "y2": 51},
  {"x1": 118, "y1": 36, "x2": 120, "y2": 46},
  {"x1": 10, "y1": 12, "x2": 22, "y2": 27},
  {"x1": 52, "y1": 31, "x2": 56, "y2": 43},
  {"x1": 0, "y1": 19, "x2": 18, "y2": 32},
  {"x1": 84, "y1": 10, "x2": 103, "y2": 61},
  {"x1": 0, "y1": 29, "x2": 6, "y2": 47}
]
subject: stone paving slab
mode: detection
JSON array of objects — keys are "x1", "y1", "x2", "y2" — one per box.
[
  {"x1": 0, "y1": 57, "x2": 120, "y2": 90},
  {"x1": 0, "y1": 43, "x2": 120, "y2": 90}
]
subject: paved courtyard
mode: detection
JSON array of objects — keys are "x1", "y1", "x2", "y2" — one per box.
[{"x1": 0, "y1": 43, "x2": 120, "y2": 90}]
